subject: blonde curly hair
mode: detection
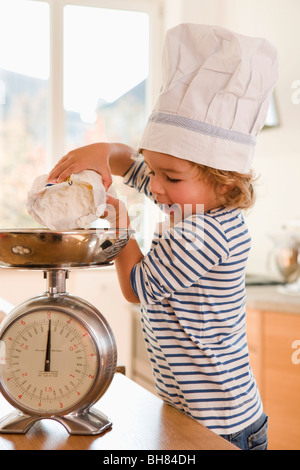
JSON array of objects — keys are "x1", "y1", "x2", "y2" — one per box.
[{"x1": 194, "y1": 164, "x2": 257, "y2": 210}]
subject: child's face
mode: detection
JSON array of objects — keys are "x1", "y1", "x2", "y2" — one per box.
[{"x1": 143, "y1": 150, "x2": 220, "y2": 218}]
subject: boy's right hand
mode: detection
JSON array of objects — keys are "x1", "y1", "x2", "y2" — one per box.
[{"x1": 47, "y1": 143, "x2": 113, "y2": 191}]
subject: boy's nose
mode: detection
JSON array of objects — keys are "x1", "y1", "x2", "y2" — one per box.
[{"x1": 149, "y1": 176, "x2": 165, "y2": 196}]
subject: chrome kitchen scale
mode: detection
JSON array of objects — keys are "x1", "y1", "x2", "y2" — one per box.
[{"x1": 0, "y1": 228, "x2": 133, "y2": 435}]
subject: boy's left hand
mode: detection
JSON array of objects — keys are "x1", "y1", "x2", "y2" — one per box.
[{"x1": 102, "y1": 195, "x2": 131, "y2": 229}]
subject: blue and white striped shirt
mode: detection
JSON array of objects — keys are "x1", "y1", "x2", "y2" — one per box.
[{"x1": 124, "y1": 157, "x2": 262, "y2": 435}]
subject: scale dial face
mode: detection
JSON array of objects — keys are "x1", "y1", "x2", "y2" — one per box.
[{"x1": 0, "y1": 309, "x2": 99, "y2": 416}]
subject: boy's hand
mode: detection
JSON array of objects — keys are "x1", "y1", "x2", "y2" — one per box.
[
  {"x1": 48, "y1": 143, "x2": 112, "y2": 191},
  {"x1": 103, "y1": 195, "x2": 131, "y2": 229}
]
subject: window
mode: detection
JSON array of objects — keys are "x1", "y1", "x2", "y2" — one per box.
[
  {"x1": 0, "y1": 0, "x2": 159, "y2": 246},
  {"x1": 63, "y1": 5, "x2": 149, "y2": 150},
  {"x1": 0, "y1": 0, "x2": 49, "y2": 227}
]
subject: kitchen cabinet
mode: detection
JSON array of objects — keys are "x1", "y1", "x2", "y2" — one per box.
[
  {"x1": 264, "y1": 311, "x2": 300, "y2": 450},
  {"x1": 246, "y1": 308, "x2": 263, "y2": 391},
  {"x1": 246, "y1": 286, "x2": 300, "y2": 450}
]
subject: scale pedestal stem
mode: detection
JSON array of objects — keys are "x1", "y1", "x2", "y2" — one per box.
[{"x1": 44, "y1": 269, "x2": 69, "y2": 296}]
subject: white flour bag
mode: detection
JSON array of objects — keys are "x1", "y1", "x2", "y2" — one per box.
[{"x1": 27, "y1": 170, "x2": 115, "y2": 230}]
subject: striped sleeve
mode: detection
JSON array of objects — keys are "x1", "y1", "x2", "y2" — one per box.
[
  {"x1": 123, "y1": 154, "x2": 155, "y2": 201},
  {"x1": 131, "y1": 214, "x2": 230, "y2": 304}
]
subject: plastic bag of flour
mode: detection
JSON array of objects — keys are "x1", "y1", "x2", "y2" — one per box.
[{"x1": 27, "y1": 170, "x2": 115, "y2": 230}]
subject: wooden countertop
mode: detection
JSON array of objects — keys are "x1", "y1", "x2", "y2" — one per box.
[
  {"x1": 0, "y1": 373, "x2": 236, "y2": 451},
  {"x1": 246, "y1": 284, "x2": 300, "y2": 314}
]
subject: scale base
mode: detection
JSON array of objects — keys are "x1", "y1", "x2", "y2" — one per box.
[{"x1": 0, "y1": 408, "x2": 112, "y2": 435}]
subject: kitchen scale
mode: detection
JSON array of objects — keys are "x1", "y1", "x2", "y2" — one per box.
[{"x1": 0, "y1": 228, "x2": 133, "y2": 435}]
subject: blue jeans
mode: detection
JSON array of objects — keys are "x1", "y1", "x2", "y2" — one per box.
[{"x1": 220, "y1": 412, "x2": 268, "y2": 450}]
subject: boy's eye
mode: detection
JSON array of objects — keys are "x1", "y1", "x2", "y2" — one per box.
[
  {"x1": 146, "y1": 167, "x2": 181, "y2": 183},
  {"x1": 166, "y1": 176, "x2": 181, "y2": 183}
]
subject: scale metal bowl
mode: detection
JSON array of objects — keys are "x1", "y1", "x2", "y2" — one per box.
[{"x1": 0, "y1": 228, "x2": 134, "y2": 269}]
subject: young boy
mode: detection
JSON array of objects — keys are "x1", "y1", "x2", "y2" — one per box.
[{"x1": 48, "y1": 24, "x2": 278, "y2": 449}]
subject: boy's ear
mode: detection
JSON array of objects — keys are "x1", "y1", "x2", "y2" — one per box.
[{"x1": 218, "y1": 183, "x2": 235, "y2": 195}]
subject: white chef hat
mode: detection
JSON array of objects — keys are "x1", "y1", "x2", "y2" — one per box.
[{"x1": 139, "y1": 23, "x2": 279, "y2": 173}]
